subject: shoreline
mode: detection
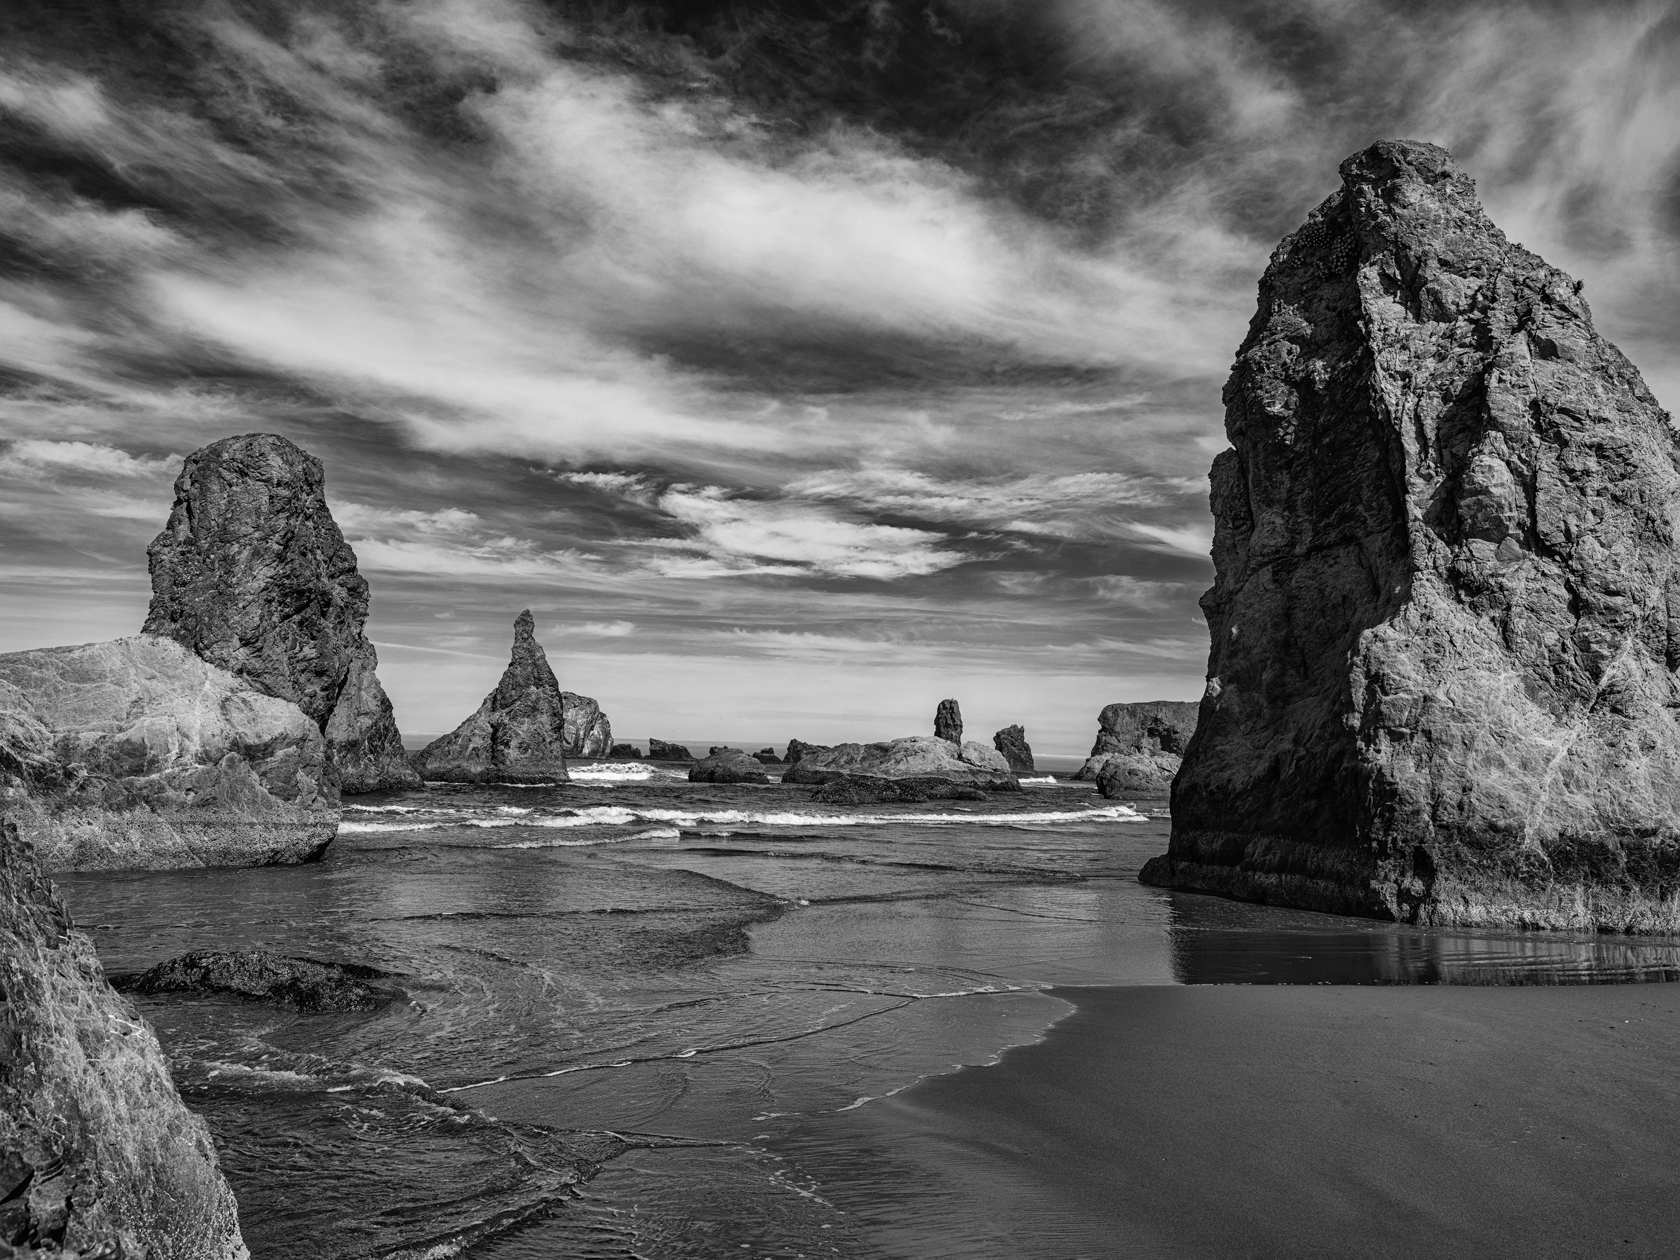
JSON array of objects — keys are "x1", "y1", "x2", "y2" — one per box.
[{"x1": 774, "y1": 981, "x2": 1680, "y2": 1259}]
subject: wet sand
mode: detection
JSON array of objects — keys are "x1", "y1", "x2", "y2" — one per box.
[{"x1": 780, "y1": 983, "x2": 1680, "y2": 1259}]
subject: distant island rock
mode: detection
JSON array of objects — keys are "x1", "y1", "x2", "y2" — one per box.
[
  {"x1": 753, "y1": 747, "x2": 782, "y2": 764},
  {"x1": 143, "y1": 433, "x2": 417, "y2": 794},
  {"x1": 992, "y1": 725, "x2": 1035, "y2": 774},
  {"x1": 784, "y1": 735, "x2": 1018, "y2": 792},
  {"x1": 933, "y1": 698, "x2": 963, "y2": 743},
  {"x1": 688, "y1": 748, "x2": 771, "y2": 784},
  {"x1": 1075, "y1": 702, "x2": 1200, "y2": 793},
  {"x1": 608, "y1": 742, "x2": 643, "y2": 759},
  {"x1": 0, "y1": 817, "x2": 248, "y2": 1256},
  {"x1": 647, "y1": 739, "x2": 694, "y2": 761},
  {"x1": 0, "y1": 637, "x2": 338, "y2": 872},
  {"x1": 1142, "y1": 140, "x2": 1680, "y2": 932},
  {"x1": 412, "y1": 611, "x2": 571, "y2": 784},
  {"x1": 561, "y1": 691, "x2": 613, "y2": 757}
]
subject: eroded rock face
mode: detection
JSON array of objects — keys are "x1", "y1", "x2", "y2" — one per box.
[
  {"x1": 143, "y1": 433, "x2": 418, "y2": 793},
  {"x1": 0, "y1": 637, "x2": 338, "y2": 872},
  {"x1": 1074, "y1": 701, "x2": 1199, "y2": 786},
  {"x1": 561, "y1": 692, "x2": 613, "y2": 757},
  {"x1": 0, "y1": 818, "x2": 249, "y2": 1258},
  {"x1": 783, "y1": 735, "x2": 1018, "y2": 792},
  {"x1": 992, "y1": 725, "x2": 1035, "y2": 774},
  {"x1": 1141, "y1": 140, "x2": 1680, "y2": 932},
  {"x1": 413, "y1": 611, "x2": 570, "y2": 784},
  {"x1": 933, "y1": 699, "x2": 963, "y2": 744},
  {"x1": 688, "y1": 749, "x2": 771, "y2": 784}
]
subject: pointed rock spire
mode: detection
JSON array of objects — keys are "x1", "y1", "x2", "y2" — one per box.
[{"x1": 413, "y1": 611, "x2": 571, "y2": 783}]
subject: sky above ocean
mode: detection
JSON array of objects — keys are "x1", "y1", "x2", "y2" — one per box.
[{"x1": 1, "y1": 0, "x2": 1677, "y2": 752}]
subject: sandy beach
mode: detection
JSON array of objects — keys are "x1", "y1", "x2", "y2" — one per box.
[{"x1": 779, "y1": 982, "x2": 1680, "y2": 1259}]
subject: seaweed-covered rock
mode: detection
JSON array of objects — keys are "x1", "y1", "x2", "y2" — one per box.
[
  {"x1": 561, "y1": 692, "x2": 613, "y2": 757},
  {"x1": 647, "y1": 739, "x2": 694, "y2": 761},
  {"x1": 933, "y1": 699, "x2": 963, "y2": 744},
  {"x1": 413, "y1": 612, "x2": 570, "y2": 784},
  {"x1": 1073, "y1": 702, "x2": 1199, "y2": 783},
  {"x1": 688, "y1": 748, "x2": 771, "y2": 785},
  {"x1": 992, "y1": 725, "x2": 1035, "y2": 774},
  {"x1": 810, "y1": 775, "x2": 989, "y2": 804},
  {"x1": 115, "y1": 950, "x2": 393, "y2": 1013},
  {"x1": 142, "y1": 434, "x2": 417, "y2": 793},
  {"x1": 0, "y1": 637, "x2": 338, "y2": 872},
  {"x1": 1142, "y1": 140, "x2": 1680, "y2": 932},
  {"x1": 0, "y1": 818, "x2": 249, "y2": 1257},
  {"x1": 783, "y1": 736, "x2": 1018, "y2": 791}
]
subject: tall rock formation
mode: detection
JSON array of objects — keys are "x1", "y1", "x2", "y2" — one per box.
[
  {"x1": 1074, "y1": 701, "x2": 1200, "y2": 787},
  {"x1": 413, "y1": 611, "x2": 571, "y2": 783},
  {"x1": 143, "y1": 434, "x2": 418, "y2": 793},
  {"x1": 0, "y1": 637, "x2": 338, "y2": 872},
  {"x1": 992, "y1": 725, "x2": 1035, "y2": 774},
  {"x1": 934, "y1": 699, "x2": 963, "y2": 744},
  {"x1": 1141, "y1": 140, "x2": 1680, "y2": 932},
  {"x1": 560, "y1": 692, "x2": 613, "y2": 757},
  {"x1": 1, "y1": 818, "x2": 249, "y2": 1256}
]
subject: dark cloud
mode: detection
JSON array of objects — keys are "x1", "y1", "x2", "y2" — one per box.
[{"x1": 0, "y1": 0, "x2": 1675, "y2": 749}]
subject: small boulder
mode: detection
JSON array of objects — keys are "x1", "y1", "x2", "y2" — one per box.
[
  {"x1": 648, "y1": 739, "x2": 694, "y2": 761},
  {"x1": 688, "y1": 748, "x2": 771, "y2": 784}
]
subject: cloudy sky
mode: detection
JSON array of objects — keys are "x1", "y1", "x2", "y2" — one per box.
[{"x1": 1, "y1": 0, "x2": 1677, "y2": 752}]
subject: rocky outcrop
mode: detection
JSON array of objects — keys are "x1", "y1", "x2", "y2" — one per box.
[
  {"x1": 753, "y1": 747, "x2": 782, "y2": 764},
  {"x1": 688, "y1": 749, "x2": 771, "y2": 784},
  {"x1": 1141, "y1": 140, "x2": 1680, "y2": 933},
  {"x1": 783, "y1": 736, "x2": 1019, "y2": 791},
  {"x1": 143, "y1": 433, "x2": 418, "y2": 793},
  {"x1": 992, "y1": 725, "x2": 1035, "y2": 774},
  {"x1": 810, "y1": 775, "x2": 989, "y2": 804},
  {"x1": 561, "y1": 692, "x2": 613, "y2": 757},
  {"x1": 784, "y1": 739, "x2": 828, "y2": 769},
  {"x1": 1073, "y1": 701, "x2": 1199, "y2": 784},
  {"x1": 0, "y1": 818, "x2": 249, "y2": 1257},
  {"x1": 0, "y1": 637, "x2": 338, "y2": 872},
  {"x1": 934, "y1": 699, "x2": 963, "y2": 744},
  {"x1": 413, "y1": 612, "x2": 570, "y2": 784},
  {"x1": 1096, "y1": 755, "x2": 1178, "y2": 799},
  {"x1": 115, "y1": 951, "x2": 393, "y2": 1013},
  {"x1": 647, "y1": 739, "x2": 694, "y2": 761},
  {"x1": 608, "y1": 743, "x2": 643, "y2": 759}
]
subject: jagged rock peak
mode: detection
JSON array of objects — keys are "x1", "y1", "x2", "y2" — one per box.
[
  {"x1": 412, "y1": 610, "x2": 571, "y2": 784},
  {"x1": 1141, "y1": 139, "x2": 1680, "y2": 932},
  {"x1": 143, "y1": 433, "x2": 417, "y2": 793},
  {"x1": 934, "y1": 698, "x2": 963, "y2": 744}
]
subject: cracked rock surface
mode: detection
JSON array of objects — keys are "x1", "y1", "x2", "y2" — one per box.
[
  {"x1": 144, "y1": 433, "x2": 417, "y2": 794},
  {"x1": 1142, "y1": 140, "x2": 1680, "y2": 931},
  {"x1": 0, "y1": 818, "x2": 248, "y2": 1258}
]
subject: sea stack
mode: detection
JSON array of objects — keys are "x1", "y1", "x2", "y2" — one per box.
[
  {"x1": 413, "y1": 611, "x2": 571, "y2": 783},
  {"x1": 993, "y1": 725, "x2": 1035, "y2": 774},
  {"x1": 561, "y1": 692, "x2": 613, "y2": 757},
  {"x1": 143, "y1": 434, "x2": 418, "y2": 793},
  {"x1": 0, "y1": 818, "x2": 249, "y2": 1256},
  {"x1": 1074, "y1": 701, "x2": 1199, "y2": 791},
  {"x1": 1141, "y1": 140, "x2": 1680, "y2": 932},
  {"x1": 934, "y1": 699, "x2": 963, "y2": 744}
]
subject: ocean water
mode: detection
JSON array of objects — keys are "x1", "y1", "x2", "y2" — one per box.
[{"x1": 55, "y1": 763, "x2": 1680, "y2": 1259}]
